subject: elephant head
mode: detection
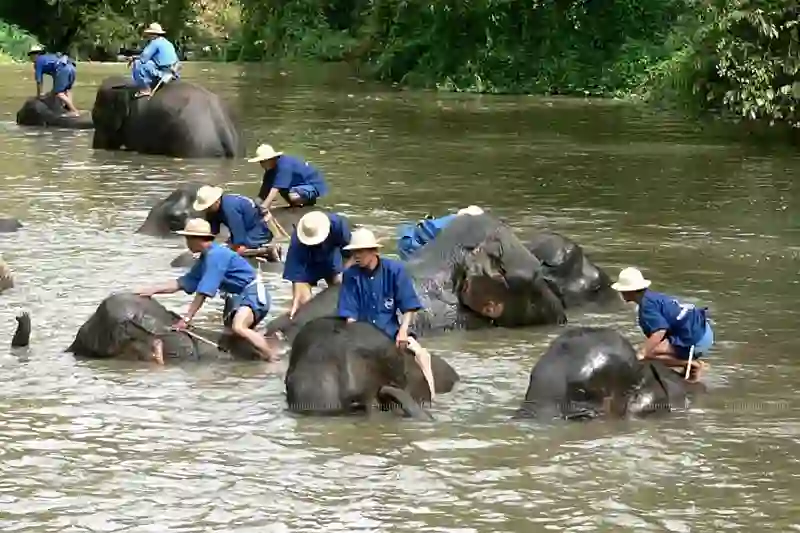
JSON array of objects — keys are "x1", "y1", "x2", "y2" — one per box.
[
  {"x1": 136, "y1": 183, "x2": 204, "y2": 236},
  {"x1": 455, "y1": 222, "x2": 567, "y2": 327},
  {"x1": 91, "y1": 76, "x2": 137, "y2": 150}
]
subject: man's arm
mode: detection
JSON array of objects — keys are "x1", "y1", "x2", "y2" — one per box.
[
  {"x1": 638, "y1": 329, "x2": 667, "y2": 359},
  {"x1": 136, "y1": 279, "x2": 181, "y2": 297},
  {"x1": 33, "y1": 58, "x2": 44, "y2": 96},
  {"x1": 225, "y1": 208, "x2": 249, "y2": 252},
  {"x1": 395, "y1": 266, "x2": 423, "y2": 342},
  {"x1": 336, "y1": 271, "x2": 360, "y2": 322},
  {"x1": 139, "y1": 40, "x2": 157, "y2": 63},
  {"x1": 637, "y1": 301, "x2": 670, "y2": 358}
]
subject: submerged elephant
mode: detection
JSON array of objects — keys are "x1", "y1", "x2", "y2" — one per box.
[
  {"x1": 0, "y1": 218, "x2": 22, "y2": 233},
  {"x1": 16, "y1": 95, "x2": 93, "y2": 129},
  {"x1": 514, "y1": 326, "x2": 704, "y2": 421},
  {"x1": 285, "y1": 316, "x2": 460, "y2": 418},
  {"x1": 91, "y1": 76, "x2": 243, "y2": 159},
  {"x1": 0, "y1": 257, "x2": 13, "y2": 294},
  {"x1": 526, "y1": 231, "x2": 619, "y2": 310},
  {"x1": 67, "y1": 292, "x2": 262, "y2": 363},
  {"x1": 265, "y1": 213, "x2": 567, "y2": 344}
]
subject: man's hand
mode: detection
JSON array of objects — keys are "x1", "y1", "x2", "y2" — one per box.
[
  {"x1": 135, "y1": 288, "x2": 154, "y2": 298},
  {"x1": 171, "y1": 318, "x2": 189, "y2": 331},
  {"x1": 396, "y1": 329, "x2": 409, "y2": 349}
]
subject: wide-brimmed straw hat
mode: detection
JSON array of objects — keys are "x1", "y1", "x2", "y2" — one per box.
[
  {"x1": 143, "y1": 23, "x2": 166, "y2": 35},
  {"x1": 457, "y1": 205, "x2": 484, "y2": 216},
  {"x1": 193, "y1": 185, "x2": 223, "y2": 211},
  {"x1": 611, "y1": 267, "x2": 652, "y2": 292},
  {"x1": 28, "y1": 45, "x2": 44, "y2": 55},
  {"x1": 247, "y1": 144, "x2": 283, "y2": 163},
  {"x1": 176, "y1": 218, "x2": 214, "y2": 237},
  {"x1": 343, "y1": 228, "x2": 383, "y2": 251},
  {"x1": 296, "y1": 211, "x2": 331, "y2": 246}
]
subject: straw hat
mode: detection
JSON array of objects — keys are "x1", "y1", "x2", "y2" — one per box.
[
  {"x1": 610, "y1": 267, "x2": 652, "y2": 292},
  {"x1": 28, "y1": 45, "x2": 44, "y2": 55},
  {"x1": 175, "y1": 218, "x2": 214, "y2": 237},
  {"x1": 247, "y1": 144, "x2": 283, "y2": 163},
  {"x1": 143, "y1": 22, "x2": 166, "y2": 35},
  {"x1": 343, "y1": 228, "x2": 383, "y2": 251},
  {"x1": 296, "y1": 211, "x2": 331, "y2": 246},
  {"x1": 457, "y1": 205, "x2": 484, "y2": 216},
  {"x1": 193, "y1": 185, "x2": 223, "y2": 211}
]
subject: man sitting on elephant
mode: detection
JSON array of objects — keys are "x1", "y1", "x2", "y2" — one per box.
[
  {"x1": 284, "y1": 210, "x2": 353, "y2": 319},
  {"x1": 397, "y1": 205, "x2": 485, "y2": 260},
  {"x1": 129, "y1": 23, "x2": 179, "y2": 99},
  {"x1": 612, "y1": 267, "x2": 715, "y2": 382},
  {"x1": 249, "y1": 144, "x2": 329, "y2": 210},
  {"x1": 135, "y1": 218, "x2": 278, "y2": 362},
  {"x1": 337, "y1": 228, "x2": 436, "y2": 400},
  {"x1": 28, "y1": 45, "x2": 79, "y2": 116},
  {"x1": 193, "y1": 185, "x2": 272, "y2": 254}
]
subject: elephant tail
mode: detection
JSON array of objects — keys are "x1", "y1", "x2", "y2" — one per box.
[{"x1": 378, "y1": 386, "x2": 433, "y2": 420}]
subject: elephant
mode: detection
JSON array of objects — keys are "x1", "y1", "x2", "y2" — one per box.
[
  {"x1": 16, "y1": 95, "x2": 93, "y2": 129},
  {"x1": 67, "y1": 292, "x2": 264, "y2": 364},
  {"x1": 265, "y1": 213, "x2": 567, "y2": 345},
  {"x1": 0, "y1": 218, "x2": 22, "y2": 233},
  {"x1": 0, "y1": 258, "x2": 13, "y2": 294},
  {"x1": 285, "y1": 316, "x2": 460, "y2": 418},
  {"x1": 525, "y1": 231, "x2": 619, "y2": 310},
  {"x1": 91, "y1": 76, "x2": 244, "y2": 159},
  {"x1": 11, "y1": 312, "x2": 31, "y2": 348},
  {"x1": 514, "y1": 326, "x2": 704, "y2": 421}
]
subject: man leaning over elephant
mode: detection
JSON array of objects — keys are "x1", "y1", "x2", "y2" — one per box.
[
  {"x1": 134, "y1": 218, "x2": 277, "y2": 363},
  {"x1": 336, "y1": 228, "x2": 436, "y2": 400},
  {"x1": 193, "y1": 185, "x2": 273, "y2": 254}
]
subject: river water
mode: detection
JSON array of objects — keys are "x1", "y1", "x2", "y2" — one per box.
[{"x1": 0, "y1": 61, "x2": 798, "y2": 531}]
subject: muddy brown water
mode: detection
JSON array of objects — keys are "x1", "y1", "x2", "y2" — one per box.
[{"x1": 0, "y1": 61, "x2": 798, "y2": 531}]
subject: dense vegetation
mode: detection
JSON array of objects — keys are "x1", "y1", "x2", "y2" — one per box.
[{"x1": 0, "y1": 0, "x2": 798, "y2": 131}]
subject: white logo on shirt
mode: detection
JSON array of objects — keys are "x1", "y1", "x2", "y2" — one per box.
[
  {"x1": 384, "y1": 298, "x2": 394, "y2": 310},
  {"x1": 674, "y1": 300, "x2": 695, "y2": 320}
]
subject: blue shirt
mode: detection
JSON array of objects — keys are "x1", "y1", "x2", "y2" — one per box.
[
  {"x1": 397, "y1": 214, "x2": 457, "y2": 260},
  {"x1": 34, "y1": 54, "x2": 70, "y2": 84},
  {"x1": 283, "y1": 213, "x2": 351, "y2": 283},
  {"x1": 336, "y1": 258, "x2": 423, "y2": 339},
  {"x1": 638, "y1": 289, "x2": 708, "y2": 349},
  {"x1": 177, "y1": 243, "x2": 256, "y2": 297},
  {"x1": 140, "y1": 36, "x2": 178, "y2": 68},
  {"x1": 207, "y1": 194, "x2": 271, "y2": 249},
  {"x1": 258, "y1": 155, "x2": 328, "y2": 198}
]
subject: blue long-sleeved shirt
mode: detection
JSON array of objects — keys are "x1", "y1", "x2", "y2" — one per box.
[{"x1": 140, "y1": 36, "x2": 178, "y2": 68}]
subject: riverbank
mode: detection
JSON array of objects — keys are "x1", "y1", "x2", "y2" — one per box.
[{"x1": 2, "y1": 0, "x2": 797, "y2": 141}]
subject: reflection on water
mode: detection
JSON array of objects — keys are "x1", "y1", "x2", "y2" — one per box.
[{"x1": 0, "y1": 62, "x2": 799, "y2": 531}]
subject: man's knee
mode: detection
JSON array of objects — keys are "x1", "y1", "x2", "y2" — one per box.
[{"x1": 231, "y1": 307, "x2": 255, "y2": 335}]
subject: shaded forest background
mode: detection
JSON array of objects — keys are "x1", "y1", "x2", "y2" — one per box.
[{"x1": 0, "y1": 0, "x2": 798, "y2": 131}]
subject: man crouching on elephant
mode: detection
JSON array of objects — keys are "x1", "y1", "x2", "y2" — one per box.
[
  {"x1": 134, "y1": 218, "x2": 278, "y2": 362},
  {"x1": 336, "y1": 228, "x2": 436, "y2": 400},
  {"x1": 285, "y1": 210, "x2": 353, "y2": 319},
  {"x1": 193, "y1": 185, "x2": 274, "y2": 255}
]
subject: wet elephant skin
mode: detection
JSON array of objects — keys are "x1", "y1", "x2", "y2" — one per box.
[
  {"x1": 285, "y1": 316, "x2": 459, "y2": 418},
  {"x1": 67, "y1": 292, "x2": 262, "y2": 363}
]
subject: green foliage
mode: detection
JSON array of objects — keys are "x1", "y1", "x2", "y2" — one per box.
[
  {"x1": 0, "y1": 19, "x2": 39, "y2": 61},
  {"x1": 236, "y1": 0, "x2": 362, "y2": 61}
]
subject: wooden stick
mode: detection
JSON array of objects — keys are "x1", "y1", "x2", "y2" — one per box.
[{"x1": 684, "y1": 345, "x2": 695, "y2": 380}]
